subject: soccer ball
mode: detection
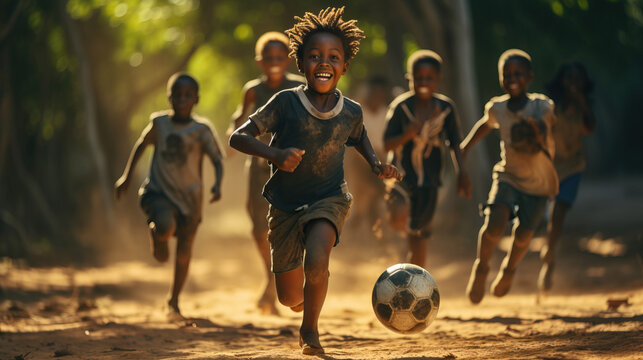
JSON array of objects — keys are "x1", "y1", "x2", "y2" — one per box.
[{"x1": 371, "y1": 263, "x2": 440, "y2": 334}]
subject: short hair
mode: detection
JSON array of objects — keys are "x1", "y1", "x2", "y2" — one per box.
[
  {"x1": 498, "y1": 49, "x2": 532, "y2": 76},
  {"x1": 254, "y1": 31, "x2": 290, "y2": 61},
  {"x1": 285, "y1": 6, "x2": 365, "y2": 62},
  {"x1": 407, "y1": 49, "x2": 443, "y2": 74},
  {"x1": 167, "y1": 72, "x2": 199, "y2": 96}
]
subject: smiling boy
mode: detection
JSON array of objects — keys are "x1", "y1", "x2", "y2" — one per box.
[{"x1": 230, "y1": 7, "x2": 400, "y2": 355}]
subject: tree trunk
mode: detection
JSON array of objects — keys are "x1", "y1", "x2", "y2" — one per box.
[{"x1": 58, "y1": 0, "x2": 115, "y2": 227}]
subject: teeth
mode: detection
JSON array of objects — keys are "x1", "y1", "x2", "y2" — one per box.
[
  {"x1": 269, "y1": 66, "x2": 281, "y2": 74},
  {"x1": 418, "y1": 87, "x2": 429, "y2": 94},
  {"x1": 315, "y1": 73, "x2": 332, "y2": 79}
]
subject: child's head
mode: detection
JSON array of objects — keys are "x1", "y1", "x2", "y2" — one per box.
[
  {"x1": 286, "y1": 6, "x2": 365, "y2": 94},
  {"x1": 546, "y1": 62, "x2": 594, "y2": 102},
  {"x1": 497, "y1": 49, "x2": 533, "y2": 98},
  {"x1": 254, "y1": 32, "x2": 291, "y2": 82},
  {"x1": 406, "y1": 50, "x2": 442, "y2": 100},
  {"x1": 166, "y1": 72, "x2": 199, "y2": 120}
]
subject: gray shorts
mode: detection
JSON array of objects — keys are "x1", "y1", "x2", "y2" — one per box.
[
  {"x1": 267, "y1": 194, "x2": 353, "y2": 273},
  {"x1": 483, "y1": 180, "x2": 548, "y2": 230}
]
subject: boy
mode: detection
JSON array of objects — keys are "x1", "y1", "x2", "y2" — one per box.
[
  {"x1": 230, "y1": 31, "x2": 304, "y2": 315},
  {"x1": 115, "y1": 73, "x2": 223, "y2": 320},
  {"x1": 460, "y1": 49, "x2": 558, "y2": 304},
  {"x1": 230, "y1": 7, "x2": 400, "y2": 355},
  {"x1": 540, "y1": 62, "x2": 595, "y2": 292},
  {"x1": 383, "y1": 50, "x2": 472, "y2": 268}
]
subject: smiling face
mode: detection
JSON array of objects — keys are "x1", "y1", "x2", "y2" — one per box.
[
  {"x1": 298, "y1": 32, "x2": 349, "y2": 94},
  {"x1": 169, "y1": 79, "x2": 198, "y2": 121},
  {"x1": 501, "y1": 58, "x2": 533, "y2": 98},
  {"x1": 258, "y1": 41, "x2": 291, "y2": 83},
  {"x1": 410, "y1": 62, "x2": 440, "y2": 101}
]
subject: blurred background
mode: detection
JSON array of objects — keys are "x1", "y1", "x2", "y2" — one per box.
[{"x1": 1, "y1": 0, "x2": 641, "y2": 279}]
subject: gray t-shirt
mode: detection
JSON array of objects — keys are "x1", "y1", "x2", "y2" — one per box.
[
  {"x1": 484, "y1": 93, "x2": 558, "y2": 197},
  {"x1": 249, "y1": 85, "x2": 365, "y2": 211},
  {"x1": 140, "y1": 111, "x2": 222, "y2": 220}
]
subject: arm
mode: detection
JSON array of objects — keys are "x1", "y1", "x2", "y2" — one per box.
[
  {"x1": 459, "y1": 117, "x2": 493, "y2": 161},
  {"x1": 353, "y1": 131, "x2": 402, "y2": 181},
  {"x1": 231, "y1": 88, "x2": 257, "y2": 131},
  {"x1": 229, "y1": 120, "x2": 304, "y2": 172},
  {"x1": 383, "y1": 121, "x2": 421, "y2": 152},
  {"x1": 203, "y1": 131, "x2": 224, "y2": 203},
  {"x1": 114, "y1": 122, "x2": 156, "y2": 200}
]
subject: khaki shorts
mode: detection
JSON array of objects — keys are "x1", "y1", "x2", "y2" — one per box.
[{"x1": 267, "y1": 194, "x2": 353, "y2": 273}]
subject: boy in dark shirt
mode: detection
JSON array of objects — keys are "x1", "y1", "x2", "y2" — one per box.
[
  {"x1": 384, "y1": 50, "x2": 471, "y2": 268},
  {"x1": 230, "y1": 31, "x2": 304, "y2": 315},
  {"x1": 230, "y1": 7, "x2": 400, "y2": 355}
]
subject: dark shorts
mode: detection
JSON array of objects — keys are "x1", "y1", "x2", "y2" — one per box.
[
  {"x1": 386, "y1": 182, "x2": 438, "y2": 236},
  {"x1": 140, "y1": 191, "x2": 199, "y2": 239},
  {"x1": 556, "y1": 172, "x2": 582, "y2": 205},
  {"x1": 483, "y1": 181, "x2": 548, "y2": 230},
  {"x1": 246, "y1": 157, "x2": 271, "y2": 234},
  {"x1": 267, "y1": 194, "x2": 353, "y2": 274}
]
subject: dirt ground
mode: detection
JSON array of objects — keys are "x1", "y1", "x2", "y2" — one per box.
[{"x1": 1, "y1": 158, "x2": 642, "y2": 359}]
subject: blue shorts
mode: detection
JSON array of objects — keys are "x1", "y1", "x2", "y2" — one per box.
[
  {"x1": 556, "y1": 173, "x2": 582, "y2": 205},
  {"x1": 482, "y1": 181, "x2": 548, "y2": 230}
]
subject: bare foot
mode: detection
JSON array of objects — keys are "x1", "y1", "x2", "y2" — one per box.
[
  {"x1": 166, "y1": 302, "x2": 185, "y2": 323},
  {"x1": 299, "y1": 331, "x2": 324, "y2": 355},
  {"x1": 538, "y1": 261, "x2": 554, "y2": 292},
  {"x1": 466, "y1": 259, "x2": 489, "y2": 304},
  {"x1": 490, "y1": 258, "x2": 516, "y2": 297},
  {"x1": 257, "y1": 298, "x2": 279, "y2": 316}
]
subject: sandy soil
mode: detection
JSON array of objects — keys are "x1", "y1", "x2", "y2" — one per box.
[{"x1": 1, "y1": 159, "x2": 642, "y2": 359}]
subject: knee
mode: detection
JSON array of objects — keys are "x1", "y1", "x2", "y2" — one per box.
[
  {"x1": 304, "y1": 262, "x2": 329, "y2": 285},
  {"x1": 513, "y1": 226, "x2": 534, "y2": 248},
  {"x1": 482, "y1": 223, "x2": 504, "y2": 241},
  {"x1": 153, "y1": 214, "x2": 176, "y2": 238}
]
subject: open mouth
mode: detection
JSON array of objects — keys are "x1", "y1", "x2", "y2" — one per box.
[
  {"x1": 269, "y1": 66, "x2": 281, "y2": 74},
  {"x1": 508, "y1": 84, "x2": 519, "y2": 91},
  {"x1": 314, "y1": 72, "x2": 333, "y2": 81},
  {"x1": 417, "y1": 87, "x2": 429, "y2": 95}
]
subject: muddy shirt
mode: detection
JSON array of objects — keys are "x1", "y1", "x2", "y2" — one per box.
[
  {"x1": 139, "y1": 111, "x2": 222, "y2": 220},
  {"x1": 552, "y1": 106, "x2": 586, "y2": 181},
  {"x1": 384, "y1": 92, "x2": 461, "y2": 188},
  {"x1": 249, "y1": 85, "x2": 365, "y2": 211},
  {"x1": 484, "y1": 93, "x2": 558, "y2": 197}
]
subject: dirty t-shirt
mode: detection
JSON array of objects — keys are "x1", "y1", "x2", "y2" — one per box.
[
  {"x1": 552, "y1": 107, "x2": 586, "y2": 181},
  {"x1": 384, "y1": 92, "x2": 461, "y2": 188},
  {"x1": 484, "y1": 93, "x2": 558, "y2": 197},
  {"x1": 140, "y1": 111, "x2": 222, "y2": 221},
  {"x1": 249, "y1": 85, "x2": 365, "y2": 212}
]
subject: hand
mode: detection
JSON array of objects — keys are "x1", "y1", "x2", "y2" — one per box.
[
  {"x1": 373, "y1": 162, "x2": 403, "y2": 182},
  {"x1": 457, "y1": 171, "x2": 472, "y2": 199},
  {"x1": 460, "y1": 145, "x2": 470, "y2": 163},
  {"x1": 114, "y1": 175, "x2": 129, "y2": 200},
  {"x1": 404, "y1": 120, "x2": 423, "y2": 138},
  {"x1": 210, "y1": 184, "x2": 221, "y2": 203},
  {"x1": 275, "y1": 147, "x2": 305, "y2": 172}
]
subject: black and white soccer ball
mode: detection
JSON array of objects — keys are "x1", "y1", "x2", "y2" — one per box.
[{"x1": 372, "y1": 263, "x2": 440, "y2": 334}]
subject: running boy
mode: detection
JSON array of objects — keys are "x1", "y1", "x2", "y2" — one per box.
[
  {"x1": 230, "y1": 31, "x2": 304, "y2": 315},
  {"x1": 383, "y1": 50, "x2": 472, "y2": 268},
  {"x1": 115, "y1": 73, "x2": 223, "y2": 320},
  {"x1": 461, "y1": 49, "x2": 558, "y2": 304},
  {"x1": 230, "y1": 7, "x2": 400, "y2": 355},
  {"x1": 539, "y1": 62, "x2": 595, "y2": 292}
]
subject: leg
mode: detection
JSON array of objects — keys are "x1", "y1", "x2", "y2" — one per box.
[
  {"x1": 275, "y1": 267, "x2": 304, "y2": 310},
  {"x1": 539, "y1": 200, "x2": 570, "y2": 291},
  {"x1": 407, "y1": 232, "x2": 428, "y2": 267},
  {"x1": 167, "y1": 227, "x2": 196, "y2": 319},
  {"x1": 466, "y1": 204, "x2": 511, "y2": 304},
  {"x1": 149, "y1": 209, "x2": 176, "y2": 263},
  {"x1": 490, "y1": 222, "x2": 534, "y2": 297},
  {"x1": 253, "y1": 228, "x2": 279, "y2": 314},
  {"x1": 299, "y1": 219, "x2": 336, "y2": 355}
]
